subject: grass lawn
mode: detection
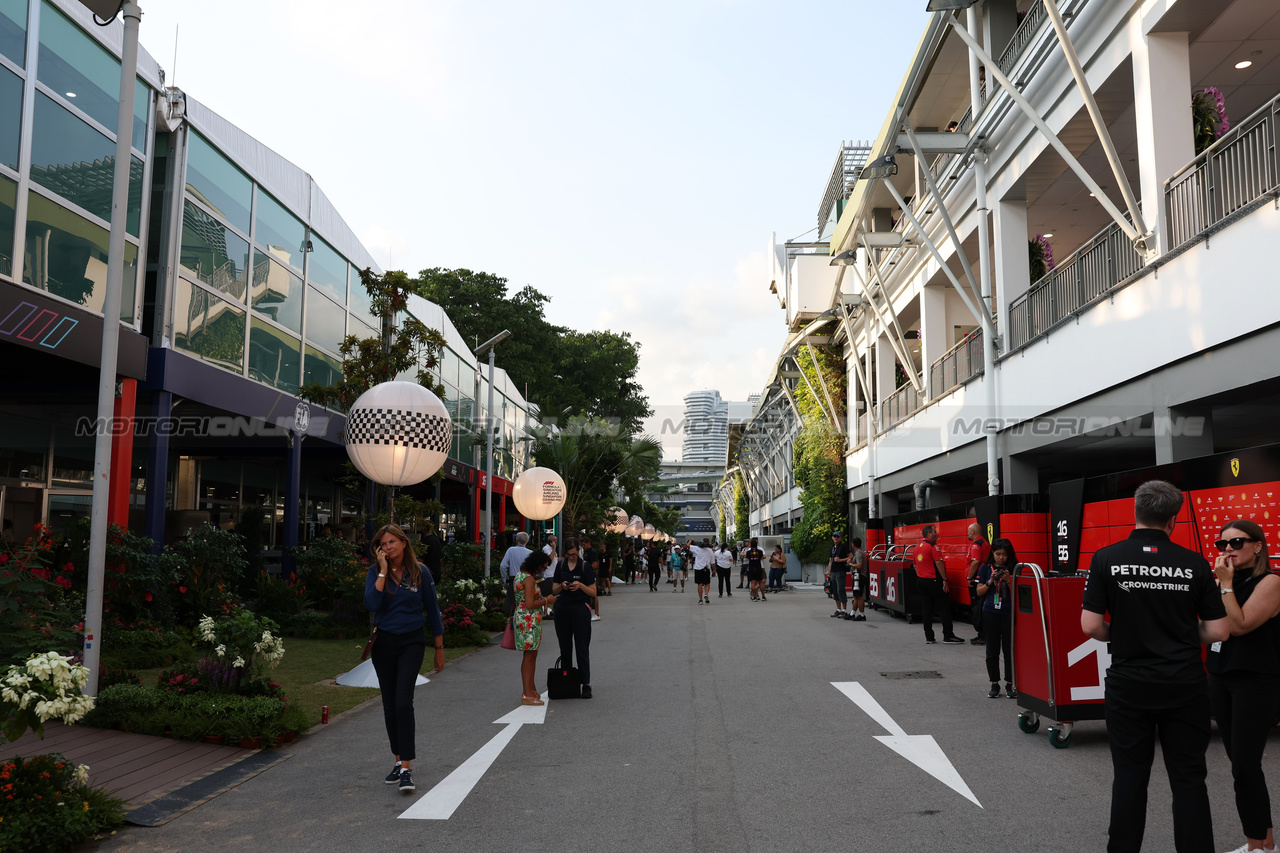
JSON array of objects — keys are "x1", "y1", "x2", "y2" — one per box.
[{"x1": 129, "y1": 638, "x2": 487, "y2": 729}]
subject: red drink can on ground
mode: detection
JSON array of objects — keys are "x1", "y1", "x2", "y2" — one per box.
[{"x1": 321, "y1": 706, "x2": 329, "y2": 724}]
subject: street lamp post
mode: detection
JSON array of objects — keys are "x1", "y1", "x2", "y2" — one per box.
[
  {"x1": 82, "y1": 0, "x2": 142, "y2": 697},
  {"x1": 475, "y1": 330, "x2": 511, "y2": 578}
]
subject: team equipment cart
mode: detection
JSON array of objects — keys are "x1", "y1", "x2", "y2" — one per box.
[{"x1": 1010, "y1": 563, "x2": 1107, "y2": 748}]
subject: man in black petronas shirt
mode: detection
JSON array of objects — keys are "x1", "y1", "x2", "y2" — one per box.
[{"x1": 1081, "y1": 480, "x2": 1228, "y2": 853}]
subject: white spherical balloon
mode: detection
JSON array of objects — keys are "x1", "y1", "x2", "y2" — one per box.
[
  {"x1": 641, "y1": 524, "x2": 656, "y2": 540},
  {"x1": 513, "y1": 467, "x2": 567, "y2": 521},
  {"x1": 606, "y1": 506, "x2": 627, "y2": 533},
  {"x1": 345, "y1": 381, "x2": 451, "y2": 486},
  {"x1": 624, "y1": 515, "x2": 644, "y2": 537}
]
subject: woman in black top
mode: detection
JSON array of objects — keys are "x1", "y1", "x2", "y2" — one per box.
[
  {"x1": 552, "y1": 537, "x2": 598, "y2": 698},
  {"x1": 1207, "y1": 519, "x2": 1280, "y2": 853},
  {"x1": 974, "y1": 538, "x2": 1017, "y2": 699}
]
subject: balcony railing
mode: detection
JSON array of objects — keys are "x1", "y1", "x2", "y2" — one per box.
[
  {"x1": 929, "y1": 328, "x2": 984, "y2": 397},
  {"x1": 882, "y1": 381, "x2": 922, "y2": 430},
  {"x1": 1006, "y1": 219, "x2": 1145, "y2": 352},
  {"x1": 996, "y1": 0, "x2": 1049, "y2": 81},
  {"x1": 817, "y1": 141, "x2": 872, "y2": 235},
  {"x1": 1166, "y1": 92, "x2": 1280, "y2": 249}
]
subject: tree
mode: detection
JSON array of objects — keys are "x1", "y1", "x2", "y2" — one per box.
[
  {"x1": 789, "y1": 343, "x2": 847, "y2": 563},
  {"x1": 734, "y1": 472, "x2": 749, "y2": 542},
  {"x1": 412, "y1": 267, "x2": 651, "y2": 430},
  {"x1": 525, "y1": 416, "x2": 661, "y2": 534},
  {"x1": 300, "y1": 269, "x2": 446, "y2": 410}
]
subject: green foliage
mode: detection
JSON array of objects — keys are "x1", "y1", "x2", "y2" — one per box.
[
  {"x1": 100, "y1": 626, "x2": 190, "y2": 670},
  {"x1": 733, "y1": 473, "x2": 749, "y2": 542},
  {"x1": 291, "y1": 537, "x2": 366, "y2": 613},
  {"x1": 82, "y1": 684, "x2": 293, "y2": 744},
  {"x1": 0, "y1": 753, "x2": 127, "y2": 853},
  {"x1": 1191, "y1": 87, "x2": 1228, "y2": 155},
  {"x1": 249, "y1": 570, "x2": 312, "y2": 624},
  {"x1": 238, "y1": 506, "x2": 269, "y2": 579},
  {"x1": 0, "y1": 527, "x2": 78, "y2": 668},
  {"x1": 298, "y1": 268, "x2": 446, "y2": 411},
  {"x1": 280, "y1": 610, "x2": 353, "y2": 639},
  {"x1": 67, "y1": 521, "x2": 169, "y2": 626},
  {"x1": 167, "y1": 524, "x2": 249, "y2": 623},
  {"x1": 442, "y1": 542, "x2": 486, "y2": 582},
  {"x1": 194, "y1": 607, "x2": 285, "y2": 682},
  {"x1": 790, "y1": 343, "x2": 847, "y2": 563},
  {"x1": 526, "y1": 416, "x2": 662, "y2": 533},
  {"x1": 413, "y1": 268, "x2": 651, "y2": 428}
]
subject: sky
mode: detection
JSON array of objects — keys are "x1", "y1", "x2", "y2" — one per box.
[{"x1": 135, "y1": 0, "x2": 925, "y2": 458}]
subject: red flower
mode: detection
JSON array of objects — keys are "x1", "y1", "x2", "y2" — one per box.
[
  {"x1": 178, "y1": 586, "x2": 187, "y2": 594},
  {"x1": 144, "y1": 592, "x2": 153, "y2": 602}
]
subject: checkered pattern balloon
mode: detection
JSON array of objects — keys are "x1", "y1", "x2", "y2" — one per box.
[{"x1": 344, "y1": 381, "x2": 452, "y2": 486}]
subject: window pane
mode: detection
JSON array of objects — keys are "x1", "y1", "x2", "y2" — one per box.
[
  {"x1": 307, "y1": 233, "x2": 346, "y2": 302},
  {"x1": 348, "y1": 264, "x2": 377, "y2": 328},
  {"x1": 185, "y1": 131, "x2": 251, "y2": 234},
  {"x1": 30, "y1": 91, "x2": 143, "y2": 235},
  {"x1": 173, "y1": 278, "x2": 245, "y2": 372},
  {"x1": 350, "y1": 316, "x2": 377, "y2": 341},
  {"x1": 0, "y1": 65, "x2": 18, "y2": 171},
  {"x1": 23, "y1": 191, "x2": 137, "y2": 319},
  {"x1": 37, "y1": 1, "x2": 119, "y2": 132},
  {"x1": 180, "y1": 200, "x2": 248, "y2": 300},
  {"x1": 253, "y1": 189, "x2": 305, "y2": 271},
  {"x1": 0, "y1": 173, "x2": 13, "y2": 279},
  {"x1": 304, "y1": 286, "x2": 345, "y2": 352},
  {"x1": 132, "y1": 78, "x2": 148, "y2": 150},
  {"x1": 304, "y1": 344, "x2": 341, "y2": 389},
  {"x1": 0, "y1": 0, "x2": 25, "y2": 67},
  {"x1": 250, "y1": 251, "x2": 302, "y2": 332},
  {"x1": 248, "y1": 316, "x2": 300, "y2": 393}
]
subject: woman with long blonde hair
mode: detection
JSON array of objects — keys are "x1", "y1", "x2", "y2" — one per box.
[{"x1": 364, "y1": 523, "x2": 446, "y2": 793}]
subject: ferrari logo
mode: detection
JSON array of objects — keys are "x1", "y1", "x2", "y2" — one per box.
[
  {"x1": 987, "y1": 523, "x2": 994, "y2": 542},
  {"x1": 1231, "y1": 458, "x2": 1240, "y2": 477}
]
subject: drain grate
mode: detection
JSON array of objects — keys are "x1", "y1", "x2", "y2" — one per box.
[{"x1": 879, "y1": 670, "x2": 943, "y2": 680}]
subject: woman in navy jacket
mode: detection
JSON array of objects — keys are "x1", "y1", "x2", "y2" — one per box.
[{"x1": 364, "y1": 523, "x2": 446, "y2": 792}]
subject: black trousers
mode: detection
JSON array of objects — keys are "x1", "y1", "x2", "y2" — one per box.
[
  {"x1": 917, "y1": 577, "x2": 954, "y2": 641},
  {"x1": 370, "y1": 628, "x2": 426, "y2": 762},
  {"x1": 717, "y1": 567, "x2": 732, "y2": 595},
  {"x1": 648, "y1": 565, "x2": 661, "y2": 590},
  {"x1": 553, "y1": 602, "x2": 592, "y2": 684},
  {"x1": 830, "y1": 570, "x2": 848, "y2": 606},
  {"x1": 1104, "y1": 675, "x2": 1214, "y2": 853},
  {"x1": 981, "y1": 608, "x2": 1012, "y2": 683},
  {"x1": 1208, "y1": 670, "x2": 1280, "y2": 840}
]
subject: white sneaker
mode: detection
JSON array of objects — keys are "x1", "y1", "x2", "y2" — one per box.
[
  {"x1": 590, "y1": 613, "x2": 601, "y2": 622},
  {"x1": 1222, "y1": 845, "x2": 1274, "y2": 853}
]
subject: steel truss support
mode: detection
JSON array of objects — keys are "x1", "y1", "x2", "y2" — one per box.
[{"x1": 852, "y1": 245, "x2": 923, "y2": 394}]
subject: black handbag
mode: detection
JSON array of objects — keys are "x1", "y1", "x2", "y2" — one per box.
[{"x1": 547, "y1": 656, "x2": 582, "y2": 699}]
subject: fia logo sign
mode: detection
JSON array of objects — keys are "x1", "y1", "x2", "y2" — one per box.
[{"x1": 1231, "y1": 457, "x2": 1241, "y2": 478}]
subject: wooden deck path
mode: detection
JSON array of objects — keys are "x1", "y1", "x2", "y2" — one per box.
[{"x1": 8, "y1": 722, "x2": 289, "y2": 824}]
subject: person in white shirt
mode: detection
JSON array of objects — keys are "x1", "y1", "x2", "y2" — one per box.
[
  {"x1": 540, "y1": 534, "x2": 558, "y2": 615},
  {"x1": 498, "y1": 532, "x2": 533, "y2": 617},
  {"x1": 689, "y1": 539, "x2": 715, "y2": 605},
  {"x1": 714, "y1": 543, "x2": 735, "y2": 598}
]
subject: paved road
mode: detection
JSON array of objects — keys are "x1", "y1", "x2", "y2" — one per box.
[{"x1": 91, "y1": 582, "x2": 1259, "y2": 852}]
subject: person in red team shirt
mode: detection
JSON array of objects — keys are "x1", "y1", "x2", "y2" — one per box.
[
  {"x1": 966, "y1": 523, "x2": 991, "y2": 644},
  {"x1": 914, "y1": 524, "x2": 963, "y2": 644}
]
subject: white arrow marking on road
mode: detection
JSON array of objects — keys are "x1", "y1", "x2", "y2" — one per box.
[
  {"x1": 832, "y1": 681, "x2": 982, "y2": 808},
  {"x1": 399, "y1": 692, "x2": 548, "y2": 820}
]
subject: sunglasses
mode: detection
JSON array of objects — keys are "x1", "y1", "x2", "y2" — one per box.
[{"x1": 1214, "y1": 537, "x2": 1259, "y2": 552}]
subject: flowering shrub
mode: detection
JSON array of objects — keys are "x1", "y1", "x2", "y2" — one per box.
[
  {"x1": 0, "y1": 753, "x2": 126, "y2": 853},
  {"x1": 194, "y1": 608, "x2": 286, "y2": 689},
  {"x1": 167, "y1": 524, "x2": 249, "y2": 623},
  {"x1": 441, "y1": 604, "x2": 475, "y2": 633},
  {"x1": 1, "y1": 653, "x2": 95, "y2": 743},
  {"x1": 438, "y1": 579, "x2": 490, "y2": 613},
  {"x1": 0, "y1": 527, "x2": 78, "y2": 668},
  {"x1": 1192, "y1": 86, "x2": 1230, "y2": 154},
  {"x1": 66, "y1": 521, "x2": 169, "y2": 626},
  {"x1": 291, "y1": 536, "x2": 367, "y2": 612}
]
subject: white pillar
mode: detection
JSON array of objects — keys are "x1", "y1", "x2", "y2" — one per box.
[
  {"x1": 919, "y1": 286, "x2": 947, "y2": 398},
  {"x1": 994, "y1": 196, "x2": 1030, "y2": 326},
  {"x1": 874, "y1": 333, "x2": 896, "y2": 415},
  {"x1": 1131, "y1": 26, "x2": 1194, "y2": 256}
]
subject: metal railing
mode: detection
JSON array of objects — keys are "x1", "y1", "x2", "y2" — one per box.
[
  {"x1": 1166, "y1": 93, "x2": 1280, "y2": 249},
  {"x1": 1006, "y1": 219, "x2": 1144, "y2": 351},
  {"x1": 928, "y1": 328, "x2": 984, "y2": 397},
  {"x1": 882, "y1": 381, "x2": 922, "y2": 429},
  {"x1": 996, "y1": 0, "x2": 1049, "y2": 80},
  {"x1": 817, "y1": 141, "x2": 872, "y2": 235}
]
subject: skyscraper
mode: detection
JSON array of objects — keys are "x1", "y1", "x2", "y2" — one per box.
[{"x1": 682, "y1": 390, "x2": 729, "y2": 464}]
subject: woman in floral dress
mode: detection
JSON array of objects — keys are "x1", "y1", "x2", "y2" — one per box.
[{"x1": 514, "y1": 550, "x2": 556, "y2": 705}]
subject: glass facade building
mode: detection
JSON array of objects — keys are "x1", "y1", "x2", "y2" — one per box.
[{"x1": 0, "y1": 0, "x2": 535, "y2": 549}]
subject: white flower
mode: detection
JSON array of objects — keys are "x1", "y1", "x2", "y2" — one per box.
[
  {"x1": 215, "y1": 644, "x2": 226, "y2": 658},
  {"x1": 232, "y1": 656, "x2": 246, "y2": 668},
  {"x1": 73, "y1": 765, "x2": 90, "y2": 786}
]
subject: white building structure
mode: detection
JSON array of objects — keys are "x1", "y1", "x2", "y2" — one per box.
[{"x1": 737, "y1": 0, "x2": 1280, "y2": 528}]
